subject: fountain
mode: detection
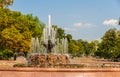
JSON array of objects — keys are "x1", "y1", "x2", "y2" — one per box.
[
  {"x1": 28, "y1": 15, "x2": 69, "y2": 66},
  {"x1": 31, "y1": 15, "x2": 68, "y2": 54},
  {"x1": 7, "y1": 15, "x2": 120, "y2": 77}
]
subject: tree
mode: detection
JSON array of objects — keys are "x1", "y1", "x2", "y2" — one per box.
[
  {"x1": 1, "y1": 26, "x2": 31, "y2": 53},
  {"x1": 96, "y1": 28, "x2": 118, "y2": 59},
  {"x1": 1, "y1": 49, "x2": 13, "y2": 60},
  {"x1": 87, "y1": 41, "x2": 96, "y2": 56},
  {"x1": 81, "y1": 41, "x2": 90, "y2": 57},
  {"x1": 66, "y1": 34, "x2": 72, "y2": 42},
  {"x1": 76, "y1": 39, "x2": 85, "y2": 56},
  {"x1": 56, "y1": 27, "x2": 65, "y2": 39},
  {"x1": 0, "y1": 9, "x2": 44, "y2": 59},
  {"x1": 52, "y1": 25, "x2": 58, "y2": 29},
  {"x1": 115, "y1": 30, "x2": 120, "y2": 60},
  {"x1": 68, "y1": 40, "x2": 80, "y2": 57},
  {"x1": 25, "y1": 14, "x2": 44, "y2": 38},
  {"x1": 52, "y1": 25, "x2": 66, "y2": 39},
  {"x1": 0, "y1": 0, "x2": 13, "y2": 9},
  {"x1": 68, "y1": 39, "x2": 85, "y2": 57}
]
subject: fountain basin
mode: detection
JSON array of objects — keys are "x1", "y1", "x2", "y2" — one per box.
[
  {"x1": 0, "y1": 67, "x2": 120, "y2": 77},
  {"x1": 27, "y1": 54, "x2": 70, "y2": 66}
]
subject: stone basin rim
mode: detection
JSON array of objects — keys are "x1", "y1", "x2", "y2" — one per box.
[{"x1": 0, "y1": 67, "x2": 120, "y2": 72}]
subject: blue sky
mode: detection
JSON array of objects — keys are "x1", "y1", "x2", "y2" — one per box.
[{"x1": 10, "y1": 0, "x2": 120, "y2": 40}]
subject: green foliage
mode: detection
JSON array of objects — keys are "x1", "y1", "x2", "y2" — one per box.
[
  {"x1": 0, "y1": 0, "x2": 13, "y2": 9},
  {"x1": 114, "y1": 30, "x2": 120, "y2": 60},
  {"x1": 68, "y1": 38, "x2": 99, "y2": 58},
  {"x1": 56, "y1": 27, "x2": 65, "y2": 39},
  {"x1": 68, "y1": 40, "x2": 84, "y2": 57},
  {"x1": 25, "y1": 14, "x2": 44, "y2": 38},
  {"x1": 66, "y1": 34, "x2": 72, "y2": 42},
  {"x1": 95, "y1": 28, "x2": 120, "y2": 61},
  {"x1": 52, "y1": 25, "x2": 67, "y2": 41},
  {"x1": 76, "y1": 40, "x2": 85, "y2": 56},
  {"x1": 1, "y1": 26, "x2": 31, "y2": 53},
  {"x1": 68, "y1": 41, "x2": 79, "y2": 57},
  {"x1": 0, "y1": 49, "x2": 13, "y2": 60},
  {"x1": 0, "y1": 8, "x2": 44, "y2": 59},
  {"x1": 102, "y1": 28, "x2": 117, "y2": 59},
  {"x1": 86, "y1": 41, "x2": 97, "y2": 56}
]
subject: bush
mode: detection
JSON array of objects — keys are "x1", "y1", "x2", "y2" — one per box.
[
  {"x1": 13, "y1": 63, "x2": 27, "y2": 67},
  {"x1": 0, "y1": 49, "x2": 13, "y2": 60}
]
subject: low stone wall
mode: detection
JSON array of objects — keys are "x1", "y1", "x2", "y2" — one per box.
[
  {"x1": 0, "y1": 60, "x2": 27, "y2": 67},
  {"x1": 0, "y1": 60, "x2": 20, "y2": 67},
  {"x1": 0, "y1": 67, "x2": 120, "y2": 77}
]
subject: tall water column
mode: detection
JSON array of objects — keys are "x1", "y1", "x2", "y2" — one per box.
[{"x1": 31, "y1": 15, "x2": 68, "y2": 54}]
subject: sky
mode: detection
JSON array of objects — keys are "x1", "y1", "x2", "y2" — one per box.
[{"x1": 10, "y1": 0, "x2": 120, "y2": 40}]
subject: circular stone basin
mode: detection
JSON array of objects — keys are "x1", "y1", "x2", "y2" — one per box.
[{"x1": 27, "y1": 54, "x2": 70, "y2": 66}]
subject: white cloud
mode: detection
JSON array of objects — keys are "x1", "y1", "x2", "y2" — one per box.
[
  {"x1": 73, "y1": 22, "x2": 95, "y2": 28},
  {"x1": 63, "y1": 27, "x2": 76, "y2": 31},
  {"x1": 74, "y1": 23, "x2": 83, "y2": 27},
  {"x1": 103, "y1": 19, "x2": 118, "y2": 26}
]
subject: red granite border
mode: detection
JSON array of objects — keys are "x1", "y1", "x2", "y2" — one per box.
[{"x1": 0, "y1": 67, "x2": 120, "y2": 72}]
